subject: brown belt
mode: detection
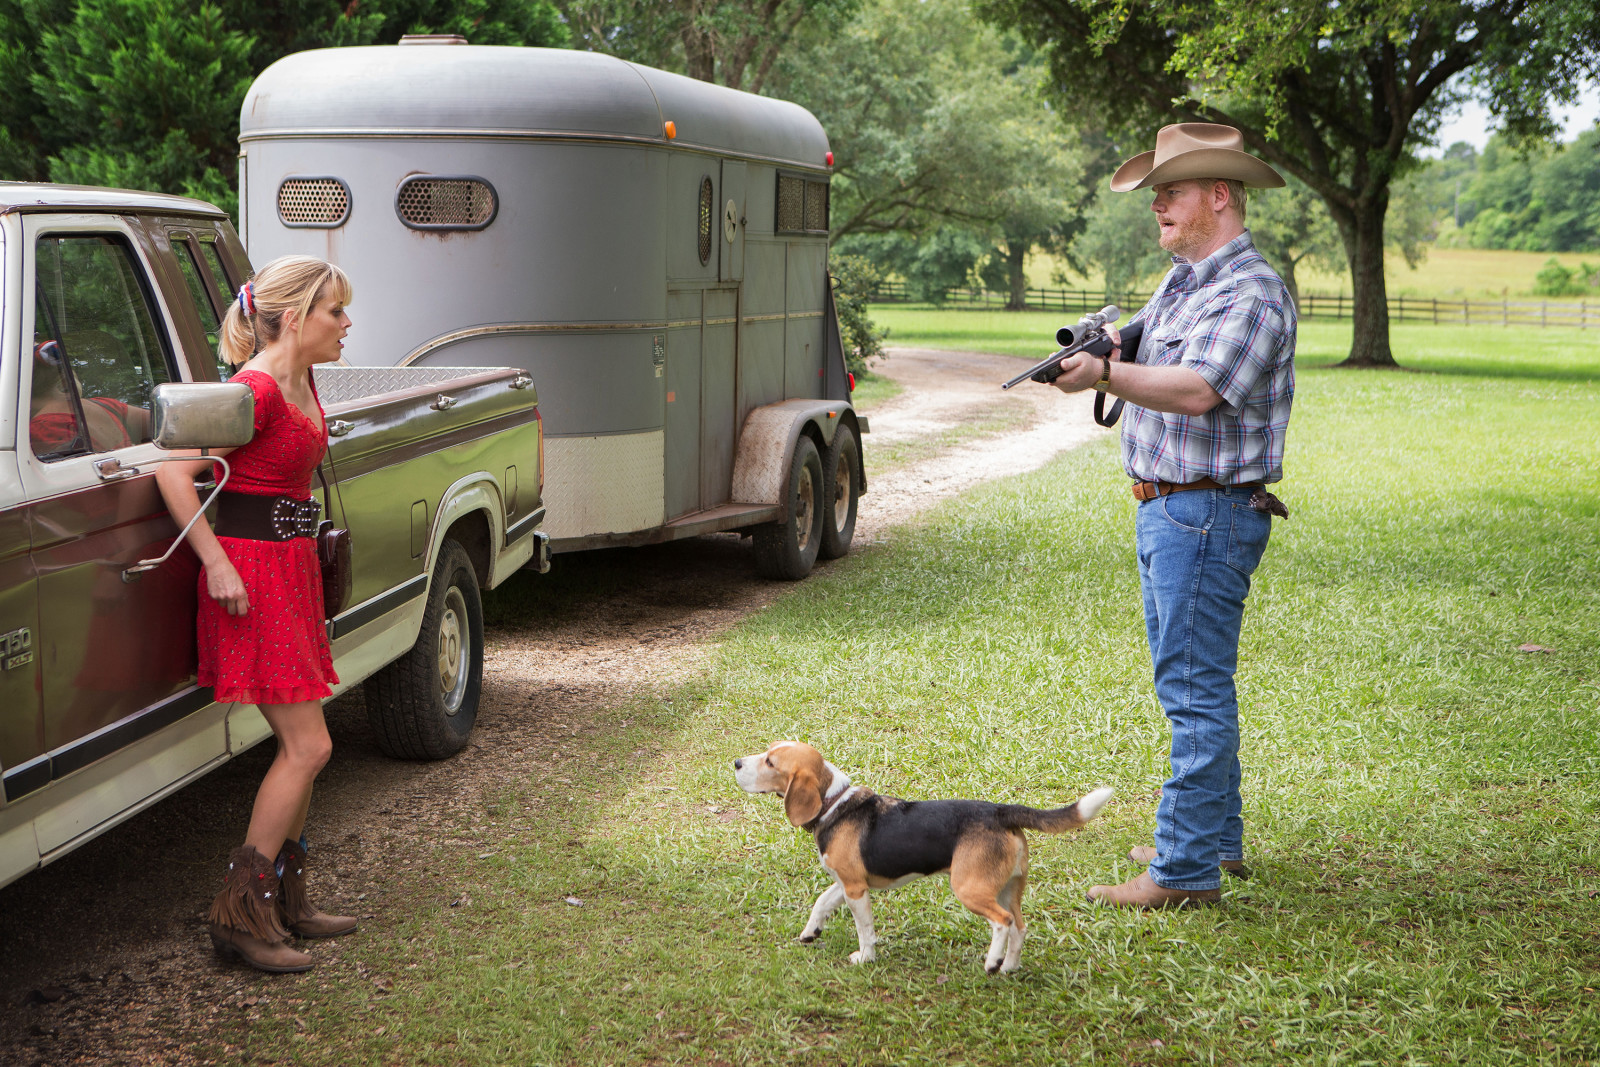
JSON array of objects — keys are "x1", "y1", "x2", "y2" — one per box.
[
  {"x1": 213, "y1": 492, "x2": 321, "y2": 541},
  {"x1": 1131, "y1": 477, "x2": 1260, "y2": 502}
]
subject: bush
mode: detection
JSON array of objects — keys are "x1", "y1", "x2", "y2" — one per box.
[
  {"x1": 1532, "y1": 258, "x2": 1598, "y2": 297},
  {"x1": 830, "y1": 254, "x2": 888, "y2": 378}
]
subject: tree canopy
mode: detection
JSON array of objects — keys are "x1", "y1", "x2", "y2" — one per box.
[
  {"x1": 769, "y1": 0, "x2": 1088, "y2": 305},
  {"x1": 0, "y1": 0, "x2": 569, "y2": 212},
  {"x1": 1451, "y1": 128, "x2": 1600, "y2": 252},
  {"x1": 975, "y1": 0, "x2": 1600, "y2": 366},
  {"x1": 558, "y1": 0, "x2": 857, "y2": 92}
]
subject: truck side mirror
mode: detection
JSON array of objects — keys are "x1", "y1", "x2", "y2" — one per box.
[
  {"x1": 151, "y1": 381, "x2": 255, "y2": 449},
  {"x1": 122, "y1": 382, "x2": 255, "y2": 583}
]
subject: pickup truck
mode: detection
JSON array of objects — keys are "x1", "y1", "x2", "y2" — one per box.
[{"x1": 0, "y1": 183, "x2": 547, "y2": 890}]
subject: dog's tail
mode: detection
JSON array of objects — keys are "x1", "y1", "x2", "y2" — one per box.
[{"x1": 998, "y1": 787, "x2": 1114, "y2": 834}]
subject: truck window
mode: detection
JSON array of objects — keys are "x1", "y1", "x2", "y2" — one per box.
[
  {"x1": 30, "y1": 234, "x2": 172, "y2": 460},
  {"x1": 171, "y1": 237, "x2": 232, "y2": 380},
  {"x1": 197, "y1": 238, "x2": 235, "y2": 305}
]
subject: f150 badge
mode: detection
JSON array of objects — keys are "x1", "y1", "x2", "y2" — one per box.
[{"x1": 2, "y1": 627, "x2": 32, "y2": 671}]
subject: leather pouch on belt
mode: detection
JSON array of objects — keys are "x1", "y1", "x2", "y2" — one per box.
[{"x1": 1248, "y1": 488, "x2": 1290, "y2": 520}]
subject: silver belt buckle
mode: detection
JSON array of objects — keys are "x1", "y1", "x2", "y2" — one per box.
[{"x1": 270, "y1": 497, "x2": 319, "y2": 539}]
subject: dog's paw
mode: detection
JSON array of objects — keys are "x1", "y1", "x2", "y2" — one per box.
[
  {"x1": 848, "y1": 949, "x2": 875, "y2": 965},
  {"x1": 798, "y1": 931, "x2": 819, "y2": 944},
  {"x1": 999, "y1": 958, "x2": 1021, "y2": 974}
]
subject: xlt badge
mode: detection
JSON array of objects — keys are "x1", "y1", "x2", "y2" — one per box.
[{"x1": 2, "y1": 627, "x2": 33, "y2": 671}]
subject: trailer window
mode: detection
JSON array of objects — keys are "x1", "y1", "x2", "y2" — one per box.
[
  {"x1": 278, "y1": 177, "x2": 351, "y2": 228},
  {"x1": 698, "y1": 177, "x2": 714, "y2": 264},
  {"x1": 776, "y1": 174, "x2": 829, "y2": 235},
  {"x1": 396, "y1": 177, "x2": 497, "y2": 231}
]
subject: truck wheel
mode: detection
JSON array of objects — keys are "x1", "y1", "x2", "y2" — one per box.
[
  {"x1": 753, "y1": 435, "x2": 824, "y2": 580},
  {"x1": 819, "y1": 423, "x2": 860, "y2": 560},
  {"x1": 365, "y1": 539, "x2": 483, "y2": 760}
]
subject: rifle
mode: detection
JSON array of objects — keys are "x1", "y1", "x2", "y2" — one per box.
[{"x1": 999, "y1": 305, "x2": 1145, "y2": 427}]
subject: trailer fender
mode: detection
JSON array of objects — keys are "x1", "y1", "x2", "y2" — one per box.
[{"x1": 731, "y1": 399, "x2": 855, "y2": 513}]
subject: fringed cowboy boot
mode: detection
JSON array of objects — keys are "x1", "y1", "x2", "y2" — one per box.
[
  {"x1": 207, "y1": 845, "x2": 313, "y2": 972},
  {"x1": 276, "y1": 838, "x2": 358, "y2": 939}
]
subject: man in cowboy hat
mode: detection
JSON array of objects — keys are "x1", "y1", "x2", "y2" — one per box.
[{"x1": 1045, "y1": 122, "x2": 1296, "y2": 909}]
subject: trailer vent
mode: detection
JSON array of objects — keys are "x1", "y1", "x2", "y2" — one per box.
[
  {"x1": 804, "y1": 180, "x2": 828, "y2": 232},
  {"x1": 396, "y1": 177, "x2": 498, "y2": 231},
  {"x1": 776, "y1": 174, "x2": 828, "y2": 235},
  {"x1": 277, "y1": 177, "x2": 351, "y2": 228},
  {"x1": 698, "y1": 177, "x2": 714, "y2": 264}
]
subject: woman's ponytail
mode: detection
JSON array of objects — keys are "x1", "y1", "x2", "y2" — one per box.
[{"x1": 215, "y1": 257, "x2": 352, "y2": 368}]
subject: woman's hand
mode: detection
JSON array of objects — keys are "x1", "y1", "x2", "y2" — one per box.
[{"x1": 207, "y1": 560, "x2": 250, "y2": 616}]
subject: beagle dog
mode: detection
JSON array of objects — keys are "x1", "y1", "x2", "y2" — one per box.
[{"x1": 733, "y1": 741, "x2": 1113, "y2": 974}]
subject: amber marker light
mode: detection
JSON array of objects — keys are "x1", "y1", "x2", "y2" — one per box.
[{"x1": 664, "y1": 121, "x2": 677, "y2": 139}]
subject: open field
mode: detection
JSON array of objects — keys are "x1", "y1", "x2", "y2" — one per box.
[
  {"x1": 1024, "y1": 246, "x2": 1600, "y2": 301},
  {"x1": 191, "y1": 322, "x2": 1597, "y2": 1065},
  {"x1": 868, "y1": 304, "x2": 1600, "y2": 373}
]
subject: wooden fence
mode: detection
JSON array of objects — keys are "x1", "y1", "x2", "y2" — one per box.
[{"x1": 868, "y1": 280, "x2": 1600, "y2": 328}]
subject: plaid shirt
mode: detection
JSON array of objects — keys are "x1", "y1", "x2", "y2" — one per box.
[{"x1": 1120, "y1": 231, "x2": 1295, "y2": 485}]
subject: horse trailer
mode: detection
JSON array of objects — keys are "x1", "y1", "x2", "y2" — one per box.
[{"x1": 238, "y1": 39, "x2": 865, "y2": 577}]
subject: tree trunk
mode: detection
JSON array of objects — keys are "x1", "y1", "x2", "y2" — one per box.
[
  {"x1": 1280, "y1": 256, "x2": 1301, "y2": 315},
  {"x1": 1005, "y1": 241, "x2": 1027, "y2": 310},
  {"x1": 1335, "y1": 198, "x2": 1396, "y2": 368}
]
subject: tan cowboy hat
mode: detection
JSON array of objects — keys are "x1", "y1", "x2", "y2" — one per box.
[{"x1": 1110, "y1": 123, "x2": 1285, "y2": 192}]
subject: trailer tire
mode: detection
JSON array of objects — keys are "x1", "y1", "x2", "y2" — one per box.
[
  {"x1": 365, "y1": 539, "x2": 483, "y2": 760},
  {"x1": 819, "y1": 423, "x2": 859, "y2": 560},
  {"x1": 753, "y1": 436, "x2": 824, "y2": 580}
]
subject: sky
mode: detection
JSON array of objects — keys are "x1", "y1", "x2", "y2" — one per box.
[{"x1": 1428, "y1": 88, "x2": 1600, "y2": 155}]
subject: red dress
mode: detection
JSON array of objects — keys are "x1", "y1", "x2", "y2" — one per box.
[{"x1": 198, "y1": 369, "x2": 339, "y2": 705}]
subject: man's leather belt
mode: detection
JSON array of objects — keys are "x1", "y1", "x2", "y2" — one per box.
[
  {"x1": 1131, "y1": 477, "x2": 1260, "y2": 502},
  {"x1": 214, "y1": 491, "x2": 320, "y2": 541}
]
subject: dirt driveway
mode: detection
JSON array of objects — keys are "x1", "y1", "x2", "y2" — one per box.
[{"x1": 0, "y1": 348, "x2": 1108, "y2": 1065}]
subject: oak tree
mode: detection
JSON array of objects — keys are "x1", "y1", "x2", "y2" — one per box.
[{"x1": 975, "y1": 0, "x2": 1600, "y2": 366}]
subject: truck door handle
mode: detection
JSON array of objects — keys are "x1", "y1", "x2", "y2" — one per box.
[
  {"x1": 328, "y1": 420, "x2": 354, "y2": 437},
  {"x1": 94, "y1": 457, "x2": 141, "y2": 481},
  {"x1": 510, "y1": 375, "x2": 533, "y2": 390},
  {"x1": 432, "y1": 394, "x2": 458, "y2": 411}
]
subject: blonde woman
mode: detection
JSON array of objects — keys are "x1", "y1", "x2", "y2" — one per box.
[{"x1": 157, "y1": 256, "x2": 358, "y2": 972}]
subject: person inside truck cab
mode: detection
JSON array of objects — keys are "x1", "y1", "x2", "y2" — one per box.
[
  {"x1": 155, "y1": 255, "x2": 359, "y2": 974},
  {"x1": 28, "y1": 336, "x2": 151, "y2": 458}
]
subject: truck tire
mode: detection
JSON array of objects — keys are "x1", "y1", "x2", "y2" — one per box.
[
  {"x1": 819, "y1": 423, "x2": 860, "y2": 560},
  {"x1": 753, "y1": 435, "x2": 824, "y2": 580},
  {"x1": 365, "y1": 539, "x2": 483, "y2": 760}
]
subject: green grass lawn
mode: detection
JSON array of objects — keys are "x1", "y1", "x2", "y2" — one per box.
[{"x1": 249, "y1": 322, "x2": 1598, "y2": 1065}]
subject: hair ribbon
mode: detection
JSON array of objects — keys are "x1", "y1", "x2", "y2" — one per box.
[{"x1": 237, "y1": 282, "x2": 257, "y2": 316}]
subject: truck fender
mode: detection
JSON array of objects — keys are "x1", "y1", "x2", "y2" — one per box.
[
  {"x1": 730, "y1": 399, "x2": 854, "y2": 514},
  {"x1": 425, "y1": 473, "x2": 506, "y2": 588}
]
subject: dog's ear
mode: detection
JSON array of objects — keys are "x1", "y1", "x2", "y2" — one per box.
[{"x1": 784, "y1": 768, "x2": 823, "y2": 827}]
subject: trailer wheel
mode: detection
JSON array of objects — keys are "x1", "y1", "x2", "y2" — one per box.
[
  {"x1": 753, "y1": 436, "x2": 824, "y2": 580},
  {"x1": 819, "y1": 423, "x2": 860, "y2": 560},
  {"x1": 365, "y1": 539, "x2": 483, "y2": 760}
]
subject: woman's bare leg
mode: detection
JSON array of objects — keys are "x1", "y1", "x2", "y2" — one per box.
[{"x1": 244, "y1": 700, "x2": 332, "y2": 857}]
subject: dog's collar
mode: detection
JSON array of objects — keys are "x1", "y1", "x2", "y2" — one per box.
[
  {"x1": 807, "y1": 782, "x2": 859, "y2": 833},
  {"x1": 822, "y1": 762, "x2": 850, "y2": 800}
]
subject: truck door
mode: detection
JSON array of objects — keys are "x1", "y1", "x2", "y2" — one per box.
[
  {"x1": 17, "y1": 218, "x2": 205, "y2": 810},
  {"x1": 719, "y1": 161, "x2": 746, "y2": 283},
  {"x1": 0, "y1": 507, "x2": 42, "y2": 803}
]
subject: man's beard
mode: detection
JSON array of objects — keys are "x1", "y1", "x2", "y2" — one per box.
[{"x1": 1159, "y1": 211, "x2": 1221, "y2": 261}]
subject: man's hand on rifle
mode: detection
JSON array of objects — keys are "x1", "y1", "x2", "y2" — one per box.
[{"x1": 1049, "y1": 325, "x2": 1121, "y2": 395}]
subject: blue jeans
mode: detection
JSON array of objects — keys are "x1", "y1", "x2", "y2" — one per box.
[{"x1": 1135, "y1": 487, "x2": 1272, "y2": 891}]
